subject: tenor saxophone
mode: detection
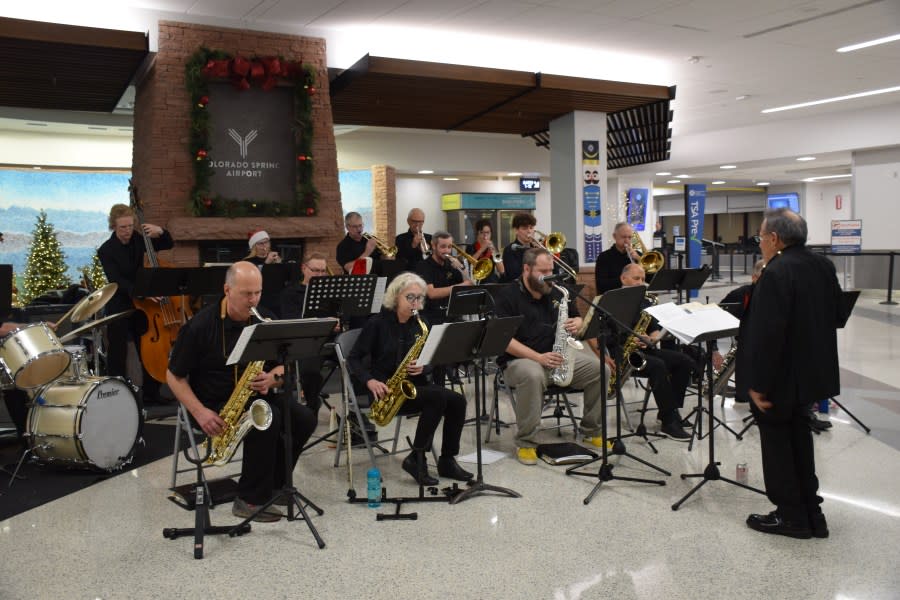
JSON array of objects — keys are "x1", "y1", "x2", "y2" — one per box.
[
  {"x1": 608, "y1": 293, "x2": 657, "y2": 397},
  {"x1": 368, "y1": 310, "x2": 429, "y2": 427},
  {"x1": 204, "y1": 306, "x2": 274, "y2": 466}
]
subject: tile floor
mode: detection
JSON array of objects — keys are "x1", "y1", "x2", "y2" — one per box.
[{"x1": 1, "y1": 280, "x2": 899, "y2": 600}]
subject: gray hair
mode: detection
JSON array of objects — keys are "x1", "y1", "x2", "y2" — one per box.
[
  {"x1": 523, "y1": 246, "x2": 551, "y2": 267},
  {"x1": 432, "y1": 230, "x2": 451, "y2": 243},
  {"x1": 752, "y1": 259, "x2": 765, "y2": 276},
  {"x1": 344, "y1": 211, "x2": 361, "y2": 224},
  {"x1": 763, "y1": 208, "x2": 807, "y2": 247},
  {"x1": 383, "y1": 272, "x2": 427, "y2": 310},
  {"x1": 613, "y1": 222, "x2": 631, "y2": 234}
]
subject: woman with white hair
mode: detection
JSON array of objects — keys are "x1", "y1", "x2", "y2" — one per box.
[{"x1": 348, "y1": 272, "x2": 472, "y2": 485}]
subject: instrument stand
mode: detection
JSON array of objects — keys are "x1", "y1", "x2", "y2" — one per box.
[
  {"x1": 672, "y1": 336, "x2": 765, "y2": 511},
  {"x1": 614, "y1": 380, "x2": 666, "y2": 454},
  {"x1": 301, "y1": 274, "x2": 381, "y2": 449},
  {"x1": 826, "y1": 292, "x2": 870, "y2": 434},
  {"x1": 224, "y1": 317, "x2": 337, "y2": 548},
  {"x1": 827, "y1": 397, "x2": 870, "y2": 433},
  {"x1": 683, "y1": 351, "x2": 744, "y2": 450},
  {"x1": 163, "y1": 443, "x2": 250, "y2": 559},
  {"x1": 565, "y1": 286, "x2": 667, "y2": 505}
]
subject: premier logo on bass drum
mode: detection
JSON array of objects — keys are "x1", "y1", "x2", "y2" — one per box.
[{"x1": 96, "y1": 386, "x2": 121, "y2": 399}]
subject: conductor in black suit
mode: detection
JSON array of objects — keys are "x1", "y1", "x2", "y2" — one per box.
[{"x1": 740, "y1": 208, "x2": 844, "y2": 540}]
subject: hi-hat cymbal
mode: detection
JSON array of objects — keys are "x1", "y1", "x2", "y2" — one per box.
[
  {"x1": 60, "y1": 309, "x2": 134, "y2": 343},
  {"x1": 71, "y1": 283, "x2": 118, "y2": 323}
]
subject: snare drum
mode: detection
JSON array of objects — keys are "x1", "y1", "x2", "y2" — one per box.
[
  {"x1": 26, "y1": 377, "x2": 140, "y2": 471},
  {"x1": 61, "y1": 345, "x2": 91, "y2": 380},
  {"x1": 0, "y1": 323, "x2": 71, "y2": 389}
]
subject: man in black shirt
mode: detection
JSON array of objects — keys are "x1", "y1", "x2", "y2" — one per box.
[
  {"x1": 394, "y1": 208, "x2": 431, "y2": 272},
  {"x1": 336, "y1": 211, "x2": 384, "y2": 274},
  {"x1": 98, "y1": 203, "x2": 173, "y2": 403},
  {"x1": 414, "y1": 231, "x2": 473, "y2": 326},
  {"x1": 280, "y1": 252, "x2": 334, "y2": 415},
  {"x1": 594, "y1": 222, "x2": 641, "y2": 294},
  {"x1": 166, "y1": 262, "x2": 316, "y2": 522},
  {"x1": 494, "y1": 248, "x2": 608, "y2": 465},
  {"x1": 500, "y1": 212, "x2": 536, "y2": 283}
]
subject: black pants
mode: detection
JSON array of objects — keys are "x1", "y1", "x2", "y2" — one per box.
[
  {"x1": 753, "y1": 397, "x2": 821, "y2": 523},
  {"x1": 641, "y1": 348, "x2": 696, "y2": 423},
  {"x1": 2, "y1": 388, "x2": 29, "y2": 445},
  {"x1": 394, "y1": 384, "x2": 466, "y2": 457},
  {"x1": 232, "y1": 394, "x2": 316, "y2": 505},
  {"x1": 106, "y1": 312, "x2": 160, "y2": 403},
  {"x1": 297, "y1": 357, "x2": 325, "y2": 414}
]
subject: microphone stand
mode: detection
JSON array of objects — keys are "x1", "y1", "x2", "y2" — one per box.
[{"x1": 564, "y1": 285, "x2": 668, "y2": 505}]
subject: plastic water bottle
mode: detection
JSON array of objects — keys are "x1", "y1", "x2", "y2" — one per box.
[{"x1": 367, "y1": 467, "x2": 381, "y2": 508}]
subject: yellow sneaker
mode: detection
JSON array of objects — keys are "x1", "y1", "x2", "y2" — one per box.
[
  {"x1": 584, "y1": 436, "x2": 613, "y2": 450},
  {"x1": 516, "y1": 447, "x2": 538, "y2": 465}
]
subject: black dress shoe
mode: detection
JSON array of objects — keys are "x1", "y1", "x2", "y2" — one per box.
[
  {"x1": 437, "y1": 456, "x2": 473, "y2": 481},
  {"x1": 746, "y1": 511, "x2": 812, "y2": 539},
  {"x1": 809, "y1": 513, "x2": 829, "y2": 538},
  {"x1": 402, "y1": 453, "x2": 439, "y2": 486}
]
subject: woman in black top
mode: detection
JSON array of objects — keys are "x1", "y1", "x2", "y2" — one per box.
[{"x1": 348, "y1": 272, "x2": 471, "y2": 485}]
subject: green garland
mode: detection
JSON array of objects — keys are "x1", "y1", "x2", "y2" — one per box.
[{"x1": 184, "y1": 46, "x2": 319, "y2": 217}]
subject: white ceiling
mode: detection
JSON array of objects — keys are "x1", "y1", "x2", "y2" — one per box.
[{"x1": 2, "y1": 0, "x2": 899, "y2": 187}]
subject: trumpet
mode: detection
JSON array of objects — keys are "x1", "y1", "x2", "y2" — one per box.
[
  {"x1": 533, "y1": 230, "x2": 579, "y2": 280},
  {"x1": 362, "y1": 232, "x2": 397, "y2": 258},
  {"x1": 442, "y1": 252, "x2": 475, "y2": 284},
  {"x1": 418, "y1": 228, "x2": 431, "y2": 259},
  {"x1": 451, "y1": 243, "x2": 493, "y2": 281}
]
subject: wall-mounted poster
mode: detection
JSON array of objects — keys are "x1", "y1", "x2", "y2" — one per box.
[
  {"x1": 627, "y1": 188, "x2": 648, "y2": 232},
  {"x1": 582, "y1": 140, "x2": 602, "y2": 262}
]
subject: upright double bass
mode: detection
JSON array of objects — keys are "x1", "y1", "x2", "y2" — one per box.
[{"x1": 129, "y1": 182, "x2": 192, "y2": 382}]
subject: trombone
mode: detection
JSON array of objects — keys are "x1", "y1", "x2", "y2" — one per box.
[
  {"x1": 362, "y1": 232, "x2": 397, "y2": 258},
  {"x1": 533, "y1": 230, "x2": 579, "y2": 280},
  {"x1": 451, "y1": 243, "x2": 493, "y2": 282}
]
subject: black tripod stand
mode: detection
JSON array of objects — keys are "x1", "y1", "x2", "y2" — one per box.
[
  {"x1": 672, "y1": 335, "x2": 765, "y2": 510},
  {"x1": 226, "y1": 317, "x2": 337, "y2": 548},
  {"x1": 566, "y1": 286, "x2": 668, "y2": 505},
  {"x1": 162, "y1": 437, "x2": 251, "y2": 559}
]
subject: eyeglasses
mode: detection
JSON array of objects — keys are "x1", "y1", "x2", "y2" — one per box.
[
  {"x1": 404, "y1": 294, "x2": 426, "y2": 304},
  {"x1": 306, "y1": 267, "x2": 328, "y2": 274}
]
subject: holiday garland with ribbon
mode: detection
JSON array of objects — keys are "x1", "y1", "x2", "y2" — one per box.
[{"x1": 185, "y1": 47, "x2": 319, "y2": 217}]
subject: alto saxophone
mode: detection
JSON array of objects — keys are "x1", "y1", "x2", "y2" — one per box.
[
  {"x1": 608, "y1": 292, "x2": 657, "y2": 397},
  {"x1": 369, "y1": 310, "x2": 429, "y2": 427},
  {"x1": 205, "y1": 307, "x2": 274, "y2": 466},
  {"x1": 550, "y1": 283, "x2": 583, "y2": 387},
  {"x1": 705, "y1": 341, "x2": 737, "y2": 398}
]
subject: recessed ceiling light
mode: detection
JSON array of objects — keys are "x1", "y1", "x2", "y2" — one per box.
[
  {"x1": 762, "y1": 85, "x2": 900, "y2": 113},
  {"x1": 837, "y1": 33, "x2": 900, "y2": 53},
  {"x1": 735, "y1": 95, "x2": 750, "y2": 101},
  {"x1": 711, "y1": 180, "x2": 726, "y2": 185},
  {"x1": 443, "y1": 177, "x2": 459, "y2": 181},
  {"x1": 507, "y1": 172, "x2": 522, "y2": 177},
  {"x1": 802, "y1": 174, "x2": 852, "y2": 182},
  {"x1": 25, "y1": 122, "x2": 47, "y2": 127},
  {"x1": 719, "y1": 165, "x2": 737, "y2": 169},
  {"x1": 417, "y1": 170, "x2": 434, "y2": 175},
  {"x1": 757, "y1": 181, "x2": 770, "y2": 186},
  {"x1": 656, "y1": 172, "x2": 671, "y2": 176},
  {"x1": 796, "y1": 156, "x2": 816, "y2": 161},
  {"x1": 666, "y1": 179, "x2": 680, "y2": 184},
  {"x1": 676, "y1": 174, "x2": 690, "y2": 178},
  {"x1": 32, "y1": 166, "x2": 42, "y2": 170}
]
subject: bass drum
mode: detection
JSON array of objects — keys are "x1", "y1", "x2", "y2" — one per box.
[{"x1": 26, "y1": 377, "x2": 141, "y2": 471}]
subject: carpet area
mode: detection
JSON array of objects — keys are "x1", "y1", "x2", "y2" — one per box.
[{"x1": 0, "y1": 422, "x2": 175, "y2": 521}]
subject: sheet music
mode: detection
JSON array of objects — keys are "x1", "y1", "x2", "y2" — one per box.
[
  {"x1": 416, "y1": 322, "x2": 451, "y2": 366},
  {"x1": 370, "y1": 277, "x2": 387, "y2": 313},
  {"x1": 226, "y1": 318, "x2": 329, "y2": 365},
  {"x1": 644, "y1": 302, "x2": 739, "y2": 344}
]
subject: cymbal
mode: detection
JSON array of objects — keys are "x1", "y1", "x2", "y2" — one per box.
[
  {"x1": 60, "y1": 309, "x2": 134, "y2": 343},
  {"x1": 71, "y1": 283, "x2": 118, "y2": 323}
]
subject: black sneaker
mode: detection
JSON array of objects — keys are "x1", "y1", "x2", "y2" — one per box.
[{"x1": 659, "y1": 421, "x2": 691, "y2": 441}]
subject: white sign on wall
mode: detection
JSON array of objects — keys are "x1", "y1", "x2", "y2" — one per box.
[{"x1": 831, "y1": 219, "x2": 862, "y2": 254}]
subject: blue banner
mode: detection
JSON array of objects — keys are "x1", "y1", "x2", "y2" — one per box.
[
  {"x1": 685, "y1": 183, "x2": 706, "y2": 266},
  {"x1": 627, "y1": 188, "x2": 648, "y2": 232}
]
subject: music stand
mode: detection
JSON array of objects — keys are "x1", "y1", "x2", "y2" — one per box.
[
  {"x1": 225, "y1": 317, "x2": 337, "y2": 548},
  {"x1": 566, "y1": 285, "x2": 668, "y2": 505},
  {"x1": 647, "y1": 266, "x2": 711, "y2": 304},
  {"x1": 448, "y1": 316, "x2": 523, "y2": 505},
  {"x1": 672, "y1": 326, "x2": 765, "y2": 511},
  {"x1": 302, "y1": 274, "x2": 380, "y2": 326}
]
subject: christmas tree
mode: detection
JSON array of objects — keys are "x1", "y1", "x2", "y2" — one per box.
[
  {"x1": 83, "y1": 250, "x2": 108, "y2": 291},
  {"x1": 21, "y1": 210, "x2": 70, "y2": 304}
]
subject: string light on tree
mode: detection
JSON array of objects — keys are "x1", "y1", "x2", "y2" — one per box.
[{"x1": 21, "y1": 210, "x2": 70, "y2": 304}]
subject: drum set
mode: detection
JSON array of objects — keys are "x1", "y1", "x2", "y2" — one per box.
[{"x1": 0, "y1": 284, "x2": 141, "y2": 472}]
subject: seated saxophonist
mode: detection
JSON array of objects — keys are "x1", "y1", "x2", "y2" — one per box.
[
  {"x1": 494, "y1": 247, "x2": 609, "y2": 465},
  {"x1": 166, "y1": 261, "x2": 316, "y2": 523},
  {"x1": 617, "y1": 264, "x2": 694, "y2": 440},
  {"x1": 347, "y1": 272, "x2": 472, "y2": 486}
]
